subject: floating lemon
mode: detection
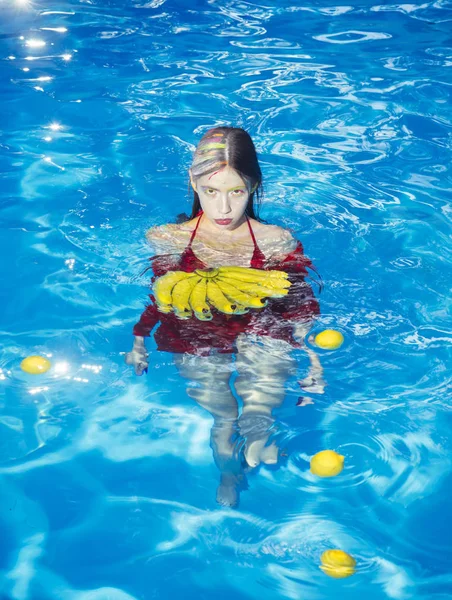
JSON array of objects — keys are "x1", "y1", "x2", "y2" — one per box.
[
  {"x1": 310, "y1": 450, "x2": 344, "y2": 477},
  {"x1": 320, "y1": 549, "x2": 356, "y2": 578},
  {"x1": 314, "y1": 329, "x2": 344, "y2": 350},
  {"x1": 20, "y1": 356, "x2": 51, "y2": 375}
]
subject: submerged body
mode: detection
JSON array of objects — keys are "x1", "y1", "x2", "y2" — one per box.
[
  {"x1": 133, "y1": 212, "x2": 320, "y2": 355},
  {"x1": 126, "y1": 128, "x2": 324, "y2": 506}
]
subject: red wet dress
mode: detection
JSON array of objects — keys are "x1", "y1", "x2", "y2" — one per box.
[{"x1": 133, "y1": 214, "x2": 320, "y2": 356}]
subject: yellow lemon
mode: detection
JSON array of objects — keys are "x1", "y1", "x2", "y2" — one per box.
[
  {"x1": 310, "y1": 450, "x2": 344, "y2": 477},
  {"x1": 320, "y1": 549, "x2": 356, "y2": 578},
  {"x1": 314, "y1": 329, "x2": 344, "y2": 350},
  {"x1": 20, "y1": 356, "x2": 51, "y2": 375}
]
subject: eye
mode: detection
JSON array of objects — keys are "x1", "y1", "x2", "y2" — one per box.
[
  {"x1": 205, "y1": 188, "x2": 217, "y2": 195},
  {"x1": 230, "y1": 189, "x2": 246, "y2": 196}
]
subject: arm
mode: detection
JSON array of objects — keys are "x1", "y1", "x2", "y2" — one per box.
[
  {"x1": 125, "y1": 225, "x2": 179, "y2": 376},
  {"x1": 292, "y1": 321, "x2": 325, "y2": 395},
  {"x1": 145, "y1": 223, "x2": 188, "y2": 256},
  {"x1": 265, "y1": 228, "x2": 312, "y2": 276},
  {"x1": 124, "y1": 335, "x2": 149, "y2": 376},
  {"x1": 124, "y1": 224, "x2": 170, "y2": 375},
  {"x1": 125, "y1": 302, "x2": 160, "y2": 376},
  {"x1": 268, "y1": 229, "x2": 325, "y2": 394}
]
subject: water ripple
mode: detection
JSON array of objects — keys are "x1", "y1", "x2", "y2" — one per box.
[{"x1": 1, "y1": 0, "x2": 452, "y2": 599}]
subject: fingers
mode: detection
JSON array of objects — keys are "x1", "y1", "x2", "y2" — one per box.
[
  {"x1": 124, "y1": 350, "x2": 149, "y2": 375},
  {"x1": 134, "y1": 361, "x2": 148, "y2": 376}
]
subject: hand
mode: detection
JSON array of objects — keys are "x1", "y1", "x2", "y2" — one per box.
[{"x1": 124, "y1": 347, "x2": 149, "y2": 376}]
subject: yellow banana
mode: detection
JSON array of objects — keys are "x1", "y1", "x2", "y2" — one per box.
[
  {"x1": 153, "y1": 271, "x2": 194, "y2": 312},
  {"x1": 172, "y1": 276, "x2": 201, "y2": 319},
  {"x1": 218, "y1": 267, "x2": 289, "y2": 281},
  {"x1": 216, "y1": 279, "x2": 267, "y2": 309},
  {"x1": 207, "y1": 280, "x2": 237, "y2": 314},
  {"x1": 231, "y1": 304, "x2": 249, "y2": 315},
  {"x1": 155, "y1": 302, "x2": 172, "y2": 314},
  {"x1": 217, "y1": 276, "x2": 289, "y2": 299},
  {"x1": 195, "y1": 268, "x2": 219, "y2": 279},
  {"x1": 218, "y1": 270, "x2": 291, "y2": 291},
  {"x1": 152, "y1": 266, "x2": 291, "y2": 320},
  {"x1": 257, "y1": 276, "x2": 291, "y2": 290},
  {"x1": 189, "y1": 278, "x2": 213, "y2": 321},
  {"x1": 217, "y1": 269, "x2": 266, "y2": 285},
  {"x1": 222, "y1": 274, "x2": 291, "y2": 292},
  {"x1": 218, "y1": 269, "x2": 290, "y2": 287}
]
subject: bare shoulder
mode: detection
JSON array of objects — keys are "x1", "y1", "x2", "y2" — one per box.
[
  {"x1": 145, "y1": 220, "x2": 195, "y2": 252},
  {"x1": 250, "y1": 220, "x2": 298, "y2": 257}
]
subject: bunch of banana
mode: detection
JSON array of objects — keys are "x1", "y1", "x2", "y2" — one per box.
[{"x1": 153, "y1": 266, "x2": 291, "y2": 321}]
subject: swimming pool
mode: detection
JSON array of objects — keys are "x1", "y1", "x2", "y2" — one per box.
[{"x1": 1, "y1": 0, "x2": 452, "y2": 598}]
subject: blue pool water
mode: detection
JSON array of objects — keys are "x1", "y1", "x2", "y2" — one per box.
[{"x1": 1, "y1": 0, "x2": 452, "y2": 598}]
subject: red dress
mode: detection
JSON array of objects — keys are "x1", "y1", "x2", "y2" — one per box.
[{"x1": 133, "y1": 214, "x2": 320, "y2": 356}]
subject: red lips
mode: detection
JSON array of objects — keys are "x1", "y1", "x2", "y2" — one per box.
[{"x1": 215, "y1": 219, "x2": 233, "y2": 225}]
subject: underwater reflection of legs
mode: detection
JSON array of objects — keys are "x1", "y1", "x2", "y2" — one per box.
[
  {"x1": 235, "y1": 334, "x2": 297, "y2": 469},
  {"x1": 173, "y1": 352, "x2": 244, "y2": 507}
]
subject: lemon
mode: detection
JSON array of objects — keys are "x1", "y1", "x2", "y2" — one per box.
[
  {"x1": 20, "y1": 355, "x2": 51, "y2": 375},
  {"x1": 320, "y1": 549, "x2": 356, "y2": 578},
  {"x1": 314, "y1": 329, "x2": 344, "y2": 350},
  {"x1": 310, "y1": 450, "x2": 344, "y2": 477}
]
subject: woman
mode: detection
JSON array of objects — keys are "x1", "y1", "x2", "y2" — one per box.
[{"x1": 125, "y1": 127, "x2": 324, "y2": 507}]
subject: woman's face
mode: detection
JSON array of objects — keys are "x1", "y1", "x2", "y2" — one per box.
[{"x1": 192, "y1": 166, "x2": 250, "y2": 231}]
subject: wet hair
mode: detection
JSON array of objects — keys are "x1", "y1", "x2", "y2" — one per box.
[{"x1": 184, "y1": 127, "x2": 263, "y2": 222}]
